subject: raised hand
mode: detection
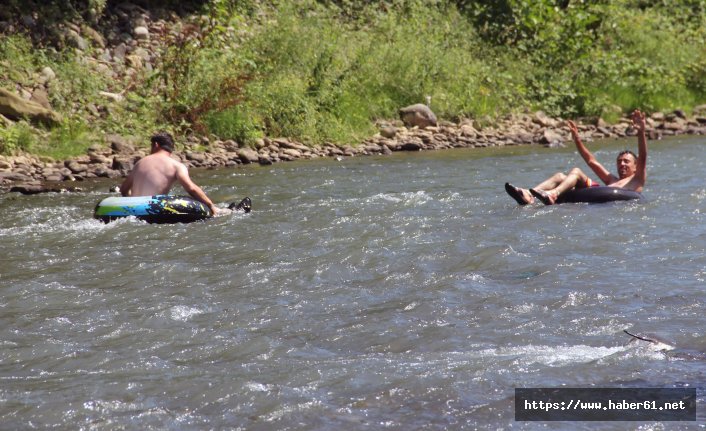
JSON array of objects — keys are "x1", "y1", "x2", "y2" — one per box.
[{"x1": 631, "y1": 109, "x2": 646, "y2": 131}]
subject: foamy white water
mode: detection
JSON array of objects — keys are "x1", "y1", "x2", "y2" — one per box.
[{"x1": 1, "y1": 137, "x2": 705, "y2": 429}]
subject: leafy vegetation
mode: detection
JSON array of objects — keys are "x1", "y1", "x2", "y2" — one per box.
[{"x1": 1, "y1": 0, "x2": 706, "y2": 157}]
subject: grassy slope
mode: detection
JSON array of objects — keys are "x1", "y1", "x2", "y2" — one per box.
[{"x1": 1, "y1": 0, "x2": 706, "y2": 158}]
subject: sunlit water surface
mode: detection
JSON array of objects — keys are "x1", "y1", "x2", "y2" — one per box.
[{"x1": 1, "y1": 137, "x2": 705, "y2": 430}]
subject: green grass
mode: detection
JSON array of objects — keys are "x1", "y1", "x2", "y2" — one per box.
[
  {"x1": 2, "y1": 0, "x2": 706, "y2": 157},
  {"x1": 39, "y1": 118, "x2": 95, "y2": 160},
  {"x1": 0, "y1": 121, "x2": 36, "y2": 154}
]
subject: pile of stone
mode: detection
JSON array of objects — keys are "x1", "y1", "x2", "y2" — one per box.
[{"x1": 3, "y1": 108, "x2": 706, "y2": 193}]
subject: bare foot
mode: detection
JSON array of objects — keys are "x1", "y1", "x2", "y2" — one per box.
[
  {"x1": 530, "y1": 188, "x2": 557, "y2": 205},
  {"x1": 505, "y1": 183, "x2": 535, "y2": 205}
]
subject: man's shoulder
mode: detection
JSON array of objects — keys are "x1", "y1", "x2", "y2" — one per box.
[{"x1": 152, "y1": 152, "x2": 183, "y2": 167}]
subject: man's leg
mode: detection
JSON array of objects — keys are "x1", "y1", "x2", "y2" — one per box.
[
  {"x1": 532, "y1": 172, "x2": 567, "y2": 192},
  {"x1": 506, "y1": 172, "x2": 566, "y2": 205},
  {"x1": 532, "y1": 168, "x2": 590, "y2": 205}
]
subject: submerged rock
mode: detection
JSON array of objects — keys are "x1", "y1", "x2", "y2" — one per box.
[{"x1": 10, "y1": 184, "x2": 83, "y2": 194}]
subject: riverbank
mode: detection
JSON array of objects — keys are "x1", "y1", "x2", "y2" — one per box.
[
  {"x1": 4, "y1": 1, "x2": 706, "y2": 184},
  {"x1": 2, "y1": 108, "x2": 706, "y2": 194}
]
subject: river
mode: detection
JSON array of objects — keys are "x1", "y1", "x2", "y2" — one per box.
[{"x1": 1, "y1": 136, "x2": 705, "y2": 430}]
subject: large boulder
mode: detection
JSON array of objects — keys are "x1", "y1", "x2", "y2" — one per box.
[
  {"x1": 0, "y1": 88, "x2": 62, "y2": 126},
  {"x1": 532, "y1": 111, "x2": 559, "y2": 128},
  {"x1": 236, "y1": 148, "x2": 259, "y2": 164},
  {"x1": 540, "y1": 129, "x2": 565, "y2": 147},
  {"x1": 399, "y1": 104, "x2": 437, "y2": 129},
  {"x1": 107, "y1": 135, "x2": 135, "y2": 154}
]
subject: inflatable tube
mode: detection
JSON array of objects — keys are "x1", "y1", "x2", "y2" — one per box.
[
  {"x1": 556, "y1": 186, "x2": 643, "y2": 204},
  {"x1": 94, "y1": 195, "x2": 211, "y2": 224}
]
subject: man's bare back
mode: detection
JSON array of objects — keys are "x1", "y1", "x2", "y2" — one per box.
[
  {"x1": 120, "y1": 132, "x2": 220, "y2": 215},
  {"x1": 123, "y1": 152, "x2": 181, "y2": 197}
]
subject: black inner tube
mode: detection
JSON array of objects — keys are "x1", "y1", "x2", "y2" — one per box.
[{"x1": 556, "y1": 186, "x2": 643, "y2": 204}]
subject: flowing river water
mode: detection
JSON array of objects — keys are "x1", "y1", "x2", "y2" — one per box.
[{"x1": 1, "y1": 136, "x2": 705, "y2": 430}]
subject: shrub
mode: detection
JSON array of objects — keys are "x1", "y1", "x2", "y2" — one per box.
[{"x1": 0, "y1": 121, "x2": 36, "y2": 155}]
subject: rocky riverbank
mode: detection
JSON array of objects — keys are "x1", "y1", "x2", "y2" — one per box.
[
  {"x1": 3, "y1": 2, "x2": 706, "y2": 194},
  {"x1": 3, "y1": 108, "x2": 706, "y2": 194}
]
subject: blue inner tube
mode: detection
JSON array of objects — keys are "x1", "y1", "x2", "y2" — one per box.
[
  {"x1": 556, "y1": 186, "x2": 643, "y2": 204},
  {"x1": 94, "y1": 195, "x2": 211, "y2": 224}
]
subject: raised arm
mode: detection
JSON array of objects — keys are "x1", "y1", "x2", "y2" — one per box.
[
  {"x1": 175, "y1": 163, "x2": 219, "y2": 215},
  {"x1": 567, "y1": 120, "x2": 616, "y2": 185},
  {"x1": 631, "y1": 109, "x2": 648, "y2": 186}
]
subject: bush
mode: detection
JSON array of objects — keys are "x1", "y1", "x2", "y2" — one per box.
[
  {"x1": 4, "y1": 0, "x2": 706, "y2": 156},
  {"x1": 40, "y1": 118, "x2": 94, "y2": 160},
  {"x1": 0, "y1": 121, "x2": 36, "y2": 155},
  {"x1": 203, "y1": 104, "x2": 262, "y2": 145}
]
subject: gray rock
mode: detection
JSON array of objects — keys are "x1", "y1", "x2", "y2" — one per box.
[
  {"x1": 380, "y1": 125, "x2": 397, "y2": 139},
  {"x1": 532, "y1": 111, "x2": 559, "y2": 128},
  {"x1": 134, "y1": 26, "x2": 149, "y2": 40},
  {"x1": 222, "y1": 140, "x2": 240, "y2": 152},
  {"x1": 0, "y1": 172, "x2": 31, "y2": 182},
  {"x1": 108, "y1": 135, "x2": 135, "y2": 154},
  {"x1": 400, "y1": 141, "x2": 423, "y2": 151},
  {"x1": 185, "y1": 151, "x2": 207, "y2": 163},
  {"x1": 100, "y1": 91, "x2": 124, "y2": 102},
  {"x1": 663, "y1": 119, "x2": 686, "y2": 131},
  {"x1": 281, "y1": 148, "x2": 302, "y2": 158},
  {"x1": 94, "y1": 167, "x2": 121, "y2": 178},
  {"x1": 21, "y1": 15, "x2": 36, "y2": 27},
  {"x1": 110, "y1": 157, "x2": 135, "y2": 172},
  {"x1": 651, "y1": 112, "x2": 665, "y2": 121},
  {"x1": 89, "y1": 153, "x2": 111, "y2": 164},
  {"x1": 83, "y1": 26, "x2": 105, "y2": 48},
  {"x1": 237, "y1": 148, "x2": 259, "y2": 164},
  {"x1": 30, "y1": 88, "x2": 51, "y2": 109},
  {"x1": 0, "y1": 88, "x2": 62, "y2": 126},
  {"x1": 596, "y1": 126, "x2": 613, "y2": 136},
  {"x1": 399, "y1": 104, "x2": 437, "y2": 129},
  {"x1": 275, "y1": 138, "x2": 309, "y2": 152},
  {"x1": 113, "y1": 43, "x2": 127, "y2": 61},
  {"x1": 65, "y1": 161, "x2": 88, "y2": 174},
  {"x1": 540, "y1": 129, "x2": 564, "y2": 146},
  {"x1": 278, "y1": 152, "x2": 296, "y2": 161},
  {"x1": 66, "y1": 29, "x2": 89, "y2": 50},
  {"x1": 363, "y1": 143, "x2": 383, "y2": 154},
  {"x1": 126, "y1": 54, "x2": 143, "y2": 69}
]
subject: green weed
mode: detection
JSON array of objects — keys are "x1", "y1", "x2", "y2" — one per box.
[{"x1": 0, "y1": 121, "x2": 36, "y2": 155}]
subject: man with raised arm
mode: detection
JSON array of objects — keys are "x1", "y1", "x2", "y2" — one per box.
[
  {"x1": 505, "y1": 109, "x2": 647, "y2": 205},
  {"x1": 119, "y1": 132, "x2": 222, "y2": 215}
]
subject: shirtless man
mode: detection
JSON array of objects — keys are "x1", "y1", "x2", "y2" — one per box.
[
  {"x1": 505, "y1": 109, "x2": 647, "y2": 205},
  {"x1": 120, "y1": 132, "x2": 221, "y2": 215}
]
